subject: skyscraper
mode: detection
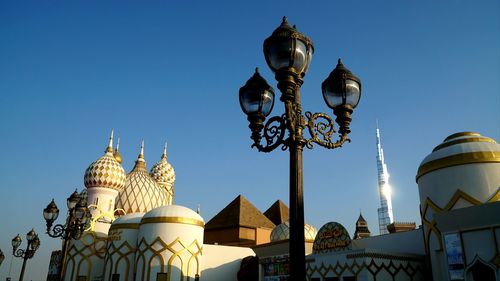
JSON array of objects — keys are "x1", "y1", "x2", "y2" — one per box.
[{"x1": 376, "y1": 123, "x2": 394, "y2": 234}]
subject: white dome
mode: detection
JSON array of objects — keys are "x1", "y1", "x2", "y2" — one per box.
[
  {"x1": 141, "y1": 204, "x2": 204, "y2": 227},
  {"x1": 270, "y1": 221, "x2": 317, "y2": 242},
  {"x1": 417, "y1": 132, "x2": 500, "y2": 181},
  {"x1": 110, "y1": 212, "x2": 144, "y2": 228}
]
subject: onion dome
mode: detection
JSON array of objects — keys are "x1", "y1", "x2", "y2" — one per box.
[
  {"x1": 84, "y1": 130, "x2": 126, "y2": 191},
  {"x1": 113, "y1": 137, "x2": 123, "y2": 164},
  {"x1": 270, "y1": 221, "x2": 317, "y2": 242},
  {"x1": 150, "y1": 143, "x2": 176, "y2": 187},
  {"x1": 115, "y1": 141, "x2": 168, "y2": 214},
  {"x1": 416, "y1": 132, "x2": 500, "y2": 181}
]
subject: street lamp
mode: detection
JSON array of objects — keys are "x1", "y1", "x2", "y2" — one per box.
[
  {"x1": 43, "y1": 190, "x2": 91, "y2": 281},
  {"x1": 239, "y1": 17, "x2": 362, "y2": 281},
  {"x1": 12, "y1": 229, "x2": 41, "y2": 281}
]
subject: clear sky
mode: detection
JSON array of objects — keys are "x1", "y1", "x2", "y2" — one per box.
[{"x1": 0, "y1": 1, "x2": 498, "y2": 280}]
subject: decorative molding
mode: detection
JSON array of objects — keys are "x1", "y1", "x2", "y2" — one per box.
[
  {"x1": 432, "y1": 137, "x2": 496, "y2": 152},
  {"x1": 103, "y1": 240, "x2": 136, "y2": 281},
  {"x1": 306, "y1": 258, "x2": 425, "y2": 279},
  {"x1": 109, "y1": 223, "x2": 140, "y2": 231},
  {"x1": 420, "y1": 189, "x2": 498, "y2": 253},
  {"x1": 140, "y1": 216, "x2": 204, "y2": 228},
  {"x1": 65, "y1": 232, "x2": 108, "y2": 281},
  {"x1": 135, "y1": 236, "x2": 202, "y2": 281},
  {"x1": 416, "y1": 151, "x2": 500, "y2": 181}
]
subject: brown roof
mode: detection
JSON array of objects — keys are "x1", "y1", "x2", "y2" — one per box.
[
  {"x1": 263, "y1": 200, "x2": 289, "y2": 225},
  {"x1": 206, "y1": 195, "x2": 276, "y2": 230}
]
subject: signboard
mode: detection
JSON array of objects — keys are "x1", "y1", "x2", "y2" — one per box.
[
  {"x1": 313, "y1": 222, "x2": 351, "y2": 254},
  {"x1": 261, "y1": 255, "x2": 289, "y2": 281},
  {"x1": 444, "y1": 233, "x2": 464, "y2": 280}
]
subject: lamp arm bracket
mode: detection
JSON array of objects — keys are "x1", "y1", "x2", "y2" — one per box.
[
  {"x1": 252, "y1": 114, "x2": 288, "y2": 153},
  {"x1": 47, "y1": 223, "x2": 66, "y2": 238},
  {"x1": 304, "y1": 111, "x2": 350, "y2": 149},
  {"x1": 13, "y1": 249, "x2": 25, "y2": 258}
]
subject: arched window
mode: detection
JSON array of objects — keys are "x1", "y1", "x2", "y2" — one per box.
[{"x1": 466, "y1": 258, "x2": 495, "y2": 281}]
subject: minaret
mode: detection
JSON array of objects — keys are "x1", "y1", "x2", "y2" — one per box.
[
  {"x1": 376, "y1": 123, "x2": 394, "y2": 234},
  {"x1": 83, "y1": 129, "x2": 126, "y2": 233}
]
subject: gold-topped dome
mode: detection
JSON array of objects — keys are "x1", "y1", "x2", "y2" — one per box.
[
  {"x1": 416, "y1": 132, "x2": 500, "y2": 181},
  {"x1": 84, "y1": 130, "x2": 126, "y2": 191},
  {"x1": 113, "y1": 137, "x2": 123, "y2": 164},
  {"x1": 115, "y1": 141, "x2": 168, "y2": 214},
  {"x1": 150, "y1": 143, "x2": 176, "y2": 188}
]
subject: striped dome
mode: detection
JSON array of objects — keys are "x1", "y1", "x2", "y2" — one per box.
[
  {"x1": 84, "y1": 151, "x2": 126, "y2": 191},
  {"x1": 417, "y1": 132, "x2": 500, "y2": 181},
  {"x1": 270, "y1": 221, "x2": 317, "y2": 242},
  {"x1": 115, "y1": 145, "x2": 168, "y2": 214}
]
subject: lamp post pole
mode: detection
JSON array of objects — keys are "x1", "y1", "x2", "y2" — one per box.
[
  {"x1": 0, "y1": 249, "x2": 4, "y2": 267},
  {"x1": 12, "y1": 229, "x2": 41, "y2": 281},
  {"x1": 43, "y1": 190, "x2": 91, "y2": 281},
  {"x1": 239, "y1": 17, "x2": 362, "y2": 281}
]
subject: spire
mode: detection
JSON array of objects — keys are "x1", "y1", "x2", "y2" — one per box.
[
  {"x1": 105, "y1": 129, "x2": 114, "y2": 153},
  {"x1": 114, "y1": 137, "x2": 123, "y2": 164},
  {"x1": 162, "y1": 142, "x2": 167, "y2": 159},
  {"x1": 197, "y1": 204, "x2": 200, "y2": 214},
  {"x1": 138, "y1": 139, "x2": 144, "y2": 160},
  {"x1": 375, "y1": 122, "x2": 394, "y2": 235},
  {"x1": 131, "y1": 140, "x2": 147, "y2": 171}
]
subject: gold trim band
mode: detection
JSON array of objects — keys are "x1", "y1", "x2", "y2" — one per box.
[
  {"x1": 433, "y1": 137, "x2": 496, "y2": 152},
  {"x1": 109, "y1": 223, "x2": 140, "y2": 230},
  {"x1": 416, "y1": 151, "x2": 500, "y2": 181},
  {"x1": 444, "y1": 132, "x2": 480, "y2": 141},
  {"x1": 140, "y1": 216, "x2": 204, "y2": 227}
]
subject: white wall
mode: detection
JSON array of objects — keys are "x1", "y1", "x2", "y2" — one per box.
[{"x1": 201, "y1": 244, "x2": 255, "y2": 281}]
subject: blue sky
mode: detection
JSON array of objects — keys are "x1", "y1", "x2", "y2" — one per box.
[{"x1": 0, "y1": 1, "x2": 498, "y2": 280}]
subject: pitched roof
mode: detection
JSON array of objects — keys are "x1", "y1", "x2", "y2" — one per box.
[
  {"x1": 205, "y1": 195, "x2": 276, "y2": 230},
  {"x1": 263, "y1": 200, "x2": 289, "y2": 225}
]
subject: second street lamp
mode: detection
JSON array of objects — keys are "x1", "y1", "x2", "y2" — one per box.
[
  {"x1": 44, "y1": 190, "x2": 91, "y2": 281},
  {"x1": 239, "y1": 17, "x2": 362, "y2": 281},
  {"x1": 12, "y1": 229, "x2": 40, "y2": 281}
]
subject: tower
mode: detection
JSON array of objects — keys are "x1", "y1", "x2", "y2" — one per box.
[
  {"x1": 353, "y1": 212, "x2": 371, "y2": 239},
  {"x1": 376, "y1": 123, "x2": 394, "y2": 234},
  {"x1": 83, "y1": 130, "x2": 126, "y2": 234}
]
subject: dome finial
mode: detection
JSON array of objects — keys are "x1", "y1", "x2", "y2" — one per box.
[
  {"x1": 106, "y1": 129, "x2": 114, "y2": 153},
  {"x1": 139, "y1": 139, "x2": 144, "y2": 159},
  {"x1": 162, "y1": 142, "x2": 167, "y2": 159},
  {"x1": 114, "y1": 137, "x2": 123, "y2": 164}
]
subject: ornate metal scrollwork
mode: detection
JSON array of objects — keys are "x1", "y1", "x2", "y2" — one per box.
[
  {"x1": 252, "y1": 114, "x2": 288, "y2": 152},
  {"x1": 47, "y1": 224, "x2": 66, "y2": 238},
  {"x1": 305, "y1": 111, "x2": 350, "y2": 149},
  {"x1": 13, "y1": 248, "x2": 34, "y2": 259}
]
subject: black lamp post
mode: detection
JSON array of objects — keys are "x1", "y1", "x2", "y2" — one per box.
[
  {"x1": 0, "y1": 248, "x2": 4, "y2": 267},
  {"x1": 43, "y1": 190, "x2": 91, "y2": 281},
  {"x1": 12, "y1": 229, "x2": 41, "y2": 281},
  {"x1": 239, "y1": 17, "x2": 362, "y2": 281}
]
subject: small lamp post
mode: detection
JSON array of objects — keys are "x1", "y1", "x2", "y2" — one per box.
[
  {"x1": 0, "y1": 249, "x2": 4, "y2": 267},
  {"x1": 43, "y1": 190, "x2": 91, "y2": 281},
  {"x1": 239, "y1": 17, "x2": 362, "y2": 281},
  {"x1": 12, "y1": 229, "x2": 41, "y2": 281}
]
